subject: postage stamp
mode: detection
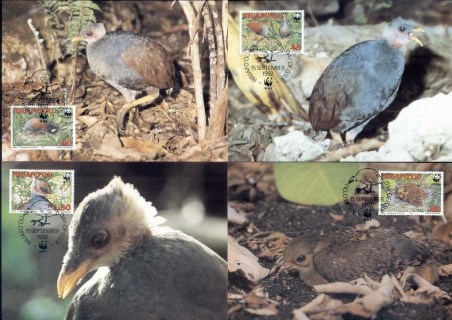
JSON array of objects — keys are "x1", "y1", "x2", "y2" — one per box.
[
  {"x1": 343, "y1": 168, "x2": 393, "y2": 220},
  {"x1": 10, "y1": 105, "x2": 75, "y2": 150},
  {"x1": 240, "y1": 10, "x2": 304, "y2": 55},
  {"x1": 9, "y1": 169, "x2": 75, "y2": 214},
  {"x1": 379, "y1": 171, "x2": 444, "y2": 215}
]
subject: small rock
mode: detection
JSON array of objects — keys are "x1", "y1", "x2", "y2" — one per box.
[{"x1": 266, "y1": 131, "x2": 329, "y2": 161}]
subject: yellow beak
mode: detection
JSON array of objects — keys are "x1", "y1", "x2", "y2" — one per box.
[
  {"x1": 46, "y1": 193, "x2": 57, "y2": 202},
  {"x1": 57, "y1": 260, "x2": 93, "y2": 299},
  {"x1": 409, "y1": 27, "x2": 425, "y2": 47},
  {"x1": 71, "y1": 36, "x2": 84, "y2": 43}
]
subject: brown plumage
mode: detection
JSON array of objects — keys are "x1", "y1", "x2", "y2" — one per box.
[
  {"x1": 281, "y1": 229, "x2": 438, "y2": 286},
  {"x1": 395, "y1": 183, "x2": 427, "y2": 207}
]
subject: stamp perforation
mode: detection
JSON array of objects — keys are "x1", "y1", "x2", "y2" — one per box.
[
  {"x1": 10, "y1": 105, "x2": 76, "y2": 150},
  {"x1": 240, "y1": 10, "x2": 305, "y2": 55},
  {"x1": 378, "y1": 170, "x2": 444, "y2": 216},
  {"x1": 9, "y1": 169, "x2": 75, "y2": 214}
]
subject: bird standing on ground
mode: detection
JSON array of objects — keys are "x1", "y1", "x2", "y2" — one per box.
[
  {"x1": 17, "y1": 177, "x2": 56, "y2": 211},
  {"x1": 72, "y1": 23, "x2": 176, "y2": 134},
  {"x1": 279, "y1": 15, "x2": 291, "y2": 38},
  {"x1": 280, "y1": 228, "x2": 438, "y2": 286},
  {"x1": 309, "y1": 17, "x2": 424, "y2": 143},
  {"x1": 57, "y1": 177, "x2": 227, "y2": 320}
]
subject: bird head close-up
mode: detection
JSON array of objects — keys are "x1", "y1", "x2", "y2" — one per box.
[
  {"x1": 32, "y1": 177, "x2": 56, "y2": 202},
  {"x1": 279, "y1": 235, "x2": 328, "y2": 286},
  {"x1": 383, "y1": 17, "x2": 424, "y2": 49},
  {"x1": 71, "y1": 22, "x2": 107, "y2": 44},
  {"x1": 57, "y1": 176, "x2": 165, "y2": 299}
]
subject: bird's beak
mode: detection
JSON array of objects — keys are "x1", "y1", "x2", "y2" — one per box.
[
  {"x1": 57, "y1": 260, "x2": 93, "y2": 299},
  {"x1": 278, "y1": 262, "x2": 292, "y2": 274},
  {"x1": 409, "y1": 27, "x2": 424, "y2": 47},
  {"x1": 71, "y1": 36, "x2": 83, "y2": 43}
]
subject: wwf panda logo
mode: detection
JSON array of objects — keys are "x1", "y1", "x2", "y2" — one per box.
[
  {"x1": 432, "y1": 173, "x2": 441, "y2": 183},
  {"x1": 63, "y1": 108, "x2": 72, "y2": 117},
  {"x1": 63, "y1": 173, "x2": 71, "y2": 182},
  {"x1": 293, "y1": 12, "x2": 301, "y2": 22},
  {"x1": 264, "y1": 77, "x2": 273, "y2": 88}
]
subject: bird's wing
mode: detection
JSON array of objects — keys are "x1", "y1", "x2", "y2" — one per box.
[
  {"x1": 309, "y1": 40, "x2": 402, "y2": 131},
  {"x1": 314, "y1": 230, "x2": 435, "y2": 282},
  {"x1": 121, "y1": 36, "x2": 176, "y2": 90}
]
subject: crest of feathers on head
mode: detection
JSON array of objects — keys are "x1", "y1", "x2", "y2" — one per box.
[{"x1": 75, "y1": 176, "x2": 166, "y2": 229}]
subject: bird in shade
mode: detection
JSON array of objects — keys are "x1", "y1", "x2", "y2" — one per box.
[
  {"x1": 309, "y1": 17, "x2": 425, "y2": 143},
  {"x1": 57, "y1": 177, "x2": 227, "y2": 320},
  {"x1": 280, "y1": 229, "x2": 438, "y2": 286},
  {"x1": 72, "y1": 23, "x2": 177, "y2": 134},
  {"x1": 16, "y1": 177, "x2": 57, "y2": 211},
  {"x1": 23, "y1": 118, "x2": 58, "y2": 133}
]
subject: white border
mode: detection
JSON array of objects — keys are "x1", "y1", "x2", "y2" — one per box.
[
  {"x1": 10, "y1": 105, "x2": 76, "y2": 150},
  {"x1": 378, "y1": 171, "x2": 444, "y2": 216},
  {"x1": 9, "y1": 169, "x2": 75, "y2": 214},
  {"x1": 239, "y1": 10, "x2": 305, "y2": 55}
]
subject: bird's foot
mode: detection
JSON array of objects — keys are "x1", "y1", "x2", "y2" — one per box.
[{"x1": 117, "y1": 92, "x2": 160, "y2": 135}]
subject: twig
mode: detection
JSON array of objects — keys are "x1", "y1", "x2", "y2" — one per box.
[
  {"x1": 307, "y1": 0, "x2": 320, "y2": 27},
  {"x1": 202, "y1": 3, "x2": 218, "y2": 111},
  {"x1": 206, "y1": 83, "x2": 227, "y2": 138},
  {"x1": 179, "y1": 1, "x2": 206, "y2": 141},
  {"x1": 208, "y1": 0, "x2": 226, "y2": 98},
  {"x1": 317, "y1": 138, "x2": 384, "y2": 161},
  {"x1": 69, "y1": 3, "x2": 87, "y2": 104},
  {"x1": 27, "y1": 19, "x2": 47, "y2": 71}
]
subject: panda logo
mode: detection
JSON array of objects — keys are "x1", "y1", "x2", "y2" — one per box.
[
  {"x1": 293, "y1": 12, "x2": 301, "y2": 22},
  {"x1": 432, "y1": 173, "x2": 441, "y2": 183},
  {"x1": 264, "y1": 77, "x2": 273, "y2": 89}
]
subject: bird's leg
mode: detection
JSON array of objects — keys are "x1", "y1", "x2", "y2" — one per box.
[
  {"x1": 329, "y1": 131, "x2": 345, "y2": 144},
  {"x1": 117, "y1": 91, "x2": 161, "y2": 135}
]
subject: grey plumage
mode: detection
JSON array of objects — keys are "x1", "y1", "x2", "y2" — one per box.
[
  {"x1": 58, "y1": 177, "x2": 227, "y2": 320},
  {"x1": 74, "y1": 23, "x2": 176, "y2": 102}
]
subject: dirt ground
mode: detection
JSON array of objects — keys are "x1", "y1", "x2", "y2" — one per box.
[{"x1": 228, "y1": 163, "x2": 452, "y2": 320}]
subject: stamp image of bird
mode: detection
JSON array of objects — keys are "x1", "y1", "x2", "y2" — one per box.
[{"x1": 57, "y1": 177, "x2": 227, "y2": 320}]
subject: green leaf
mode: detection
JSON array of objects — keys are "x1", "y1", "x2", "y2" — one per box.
[{"x1": 275, "y1": 163, "x2": 361, "y2": 206}]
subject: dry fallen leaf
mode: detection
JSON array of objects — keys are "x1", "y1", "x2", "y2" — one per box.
[
  {"x1": 228, "y1": 206, "x2": 248, "y2": 225},
  {"x1": 258, "y1": 232, "x2": 290, "y2": 259},
  {"x1": 439, "y1": 263, "x2": 452, "y2": 276},
  {"x1": 329, "y1": 212, "x2": 344, "y2": 221},
  {"x1": 432, "y1": 222, "x2": 452, "y2": 247},
  {"x1": 228, "y1": 235, "x2": 269, "y2": 282},
  {"x1": 244, "y1": 287, "x2": 278, "y2": 316},
  {"x1": 77, "y1": 115, "x2": 98, "y2": 128}
]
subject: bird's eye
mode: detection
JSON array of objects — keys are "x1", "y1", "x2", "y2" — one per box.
[
  {"x1": 90, "y1": 229, "x2": 110, "y2": 249},
  {"x1": 296, "y1": 255, "x2": 306, "y2": 263},
  {"x1": 399, "y1": 26, "x2": 405, "y2": 32},
  {"x1": 86, "y1": 31, "x2": 93, "y2": 37}
]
